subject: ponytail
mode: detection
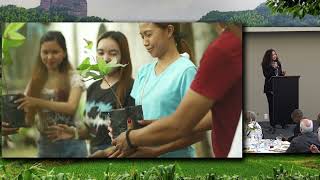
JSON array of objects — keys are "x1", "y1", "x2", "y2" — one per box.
[
  {"x1": 176, "y1": 37, "x2": 194, "y2": 64},
  {"x1": 154, "y1": 23, "x2": 195, "y2": 65}
]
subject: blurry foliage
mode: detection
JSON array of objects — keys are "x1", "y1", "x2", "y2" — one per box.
[
  {"x1": 267, "y1": 0, "x2": 320, "y2": 18},
  {"x1": 200, "y1": 3, "x2": 320, "y2": 26}
]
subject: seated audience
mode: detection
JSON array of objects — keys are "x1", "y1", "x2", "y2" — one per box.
[
  {"x1": 287, "y1": 109, "x2": 304, "y2": 142},
  {"x1": 309, "y1": 114, "x2": 320, "y2": 153},
  {"x1": 245, "y1": 111, "x2": 262, "y2": 139},
  {"x1": 286, "y1": 119, "x2": 320, "y2": 153}
]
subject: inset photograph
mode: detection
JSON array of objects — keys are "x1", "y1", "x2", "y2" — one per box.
[
  {"x1": 1, "y1": 22, "x2": 242, "y2": 158},
  {"x1": 244, "y1": 27, "x2": 320, "y2": 153}
]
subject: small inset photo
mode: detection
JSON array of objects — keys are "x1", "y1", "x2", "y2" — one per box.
[{"x1": 244, "y1": 27, "x2": 320, "y2": 154}]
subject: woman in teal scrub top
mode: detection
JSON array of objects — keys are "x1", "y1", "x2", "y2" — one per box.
[{"x1": 129, "y1": 23, "x2": 204, "y2": 157}]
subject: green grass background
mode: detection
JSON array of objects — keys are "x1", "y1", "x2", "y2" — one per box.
[{"x1": 1, "y1": 155, "x2": 319, "y2": 179}]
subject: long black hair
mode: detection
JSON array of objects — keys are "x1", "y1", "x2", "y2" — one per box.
[{"x1": 261, "y1": 49, "x2": 279, "y2": 68}]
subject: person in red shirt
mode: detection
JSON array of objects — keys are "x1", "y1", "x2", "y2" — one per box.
[{"x1": 111, "y1": 23, "x2": 242, "y2": 158}]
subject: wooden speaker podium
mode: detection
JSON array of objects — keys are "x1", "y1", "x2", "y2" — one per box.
[{"x1": 271, "y1": 76, "x2": 300, "y2": 127}]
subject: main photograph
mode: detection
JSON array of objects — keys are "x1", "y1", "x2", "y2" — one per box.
[{"x1": 1, "y1": 22, "x2": 242, "y2": 158}]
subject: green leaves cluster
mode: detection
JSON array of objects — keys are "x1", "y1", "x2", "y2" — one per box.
[
  {"x1": 1, "y1": 23, "x2": 26, "y2": 97},
  {"x1": 267, "y1": 0, "x2": 320, "y2": 18},
  {"x1": 77, "y1": 39, "x2": 126, "y2": 81},
  {"x1": 2, "y1": 23, "x2": 26, "y2": 66},
  {"x1": 0, "y1": 163, "x2": 79, "y2": 180}
]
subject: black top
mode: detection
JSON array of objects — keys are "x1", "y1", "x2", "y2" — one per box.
[
  {"x1": 262, "y1": 60, "x2": 285, "y2": 93},
  {"x1": 83, "y1": 79, "x2": 134, "y2": 152}
]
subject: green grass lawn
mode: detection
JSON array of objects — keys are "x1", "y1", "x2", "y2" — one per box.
[{"x1": 1, "y1": 155, "x2": 319, "y2": 179}]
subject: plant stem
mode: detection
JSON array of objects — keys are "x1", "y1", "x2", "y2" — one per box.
[{"x1": 104, "y1": 77, "x2": 123, "y2": 109}]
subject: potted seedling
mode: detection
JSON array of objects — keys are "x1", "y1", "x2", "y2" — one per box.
[
  {"x1": 77, "y1": 39, "x2": 143, "y2": 141},
  {"x1": 1, "y1": 23, "x2": 27, "y2": 128}
]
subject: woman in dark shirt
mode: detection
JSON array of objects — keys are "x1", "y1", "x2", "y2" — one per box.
[
  {"x1": 261, "y1": 49, "x2": 286, "y2": 133},
  {"x1": 46, "y1": 31, "x2": 135, "y2": 155}
]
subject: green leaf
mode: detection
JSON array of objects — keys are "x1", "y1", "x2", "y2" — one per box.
[
  {"x1": 7, "y1": 31, "x2": 26, "y2": 41},
  {"x1": 84, "y1": 38, "x2": 93, "y2": 50},
  {"x1": 3, "y1": 23, "x2": 25, "y2": 36},
  {"x1": 79, "y1": 68, "x2": 90, "y2": 78},
  {"x1": 107, "y1": 57, "x2": 127, "y2": 68},
  {"x1": 77, "y1": 57, "x2": 91, "y2": 70},
  {"x1": 97, "y1": 58, "x2": 109, "y2": 75},
  {"x1": 89, "y1": 64, "x2": 100, "y2": 71},
  {"x1": 23, "y1": 169, "x2": 32, "y2": 180},
  {"x1": 3, "y1": 38, "x2": 25, "y2": 48},
  {"x1": 107, "y1": 63, "x2": 127, "y2": 68},
  {"x1": 298, "y1": 9, "x2": 304, "y2": 18}
]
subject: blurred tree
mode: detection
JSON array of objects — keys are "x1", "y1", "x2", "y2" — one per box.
[{"x1": 267, "y1": 0, "x2": 320, "y2": 18}]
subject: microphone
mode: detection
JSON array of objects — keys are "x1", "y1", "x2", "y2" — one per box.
[{"x1": 272, "y1": 61, "x2": 279, "y2": 76}]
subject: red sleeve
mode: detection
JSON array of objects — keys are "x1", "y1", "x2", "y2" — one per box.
[{"x1": 191, "y1": 35, "x2": 242, "y2": 102}]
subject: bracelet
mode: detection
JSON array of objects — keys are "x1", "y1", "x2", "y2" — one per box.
[{"x1": 125, "y1": 129, "x2": 137, "y2": 149}]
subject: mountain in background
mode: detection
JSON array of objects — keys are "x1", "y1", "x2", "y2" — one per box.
[
  {"x1": 0, "y1": 5, "x2": 107, "y2": 22},
  {"x1": 39, "y1": 0, "x2": 87, "y2": 17},
  {"x1": 200, "y1": 3, "x2": 320, "y2": 26}
]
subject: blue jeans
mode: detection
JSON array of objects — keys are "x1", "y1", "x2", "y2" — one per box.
[{"x1": 38, "y1": 136, "x2": 88, "y2": 158}]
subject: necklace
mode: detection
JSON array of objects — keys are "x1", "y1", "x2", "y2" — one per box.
[{"x1": 139, "y1": 69, "x2": 152, "y2": 105}]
